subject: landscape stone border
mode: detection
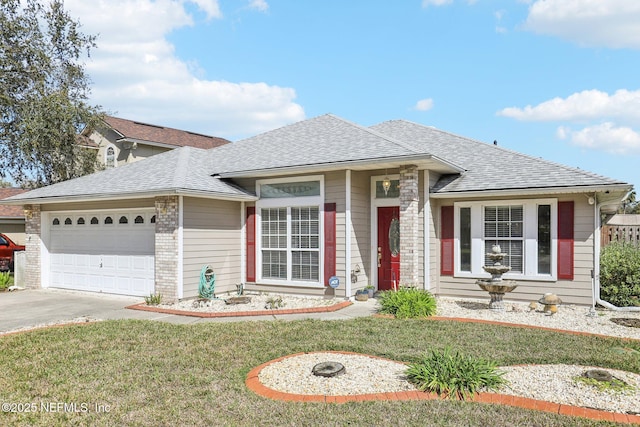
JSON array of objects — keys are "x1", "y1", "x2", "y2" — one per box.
[
  {"x1": 126, "y1": 300, "x2": 353, "y2": 318},
  {"x1": 246, "y1": 351, "x2": 640, "y2": 425}
]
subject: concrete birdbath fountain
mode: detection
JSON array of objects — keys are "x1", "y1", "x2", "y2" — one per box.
[{"x1": 476, "y1": 245, "x2": 518, "y2": 311}]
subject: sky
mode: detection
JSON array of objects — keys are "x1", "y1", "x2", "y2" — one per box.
[{"x1": 63, "y1": 0, "x2": 640, "y2": 189}]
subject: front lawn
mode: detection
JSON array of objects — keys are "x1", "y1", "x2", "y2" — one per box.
[{"x1": 1, "y1": 318, "x2": 638, "y2": 426}]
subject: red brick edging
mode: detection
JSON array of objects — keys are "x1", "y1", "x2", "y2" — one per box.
[
  {"x1": 245, "y1": 351, "x2": 640, "y2": 425},
  {"x1": 126, "y1": 300, "x2": 353, "y2": 318}
]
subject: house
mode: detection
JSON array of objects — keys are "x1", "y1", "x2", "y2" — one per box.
[
  {"x1": 3, "y1": 114, "x2": 631, "y2": 305},
  {"x1": 0, "y1": 188, "x2": 28, "y2": 245},
  {"x1": 81, "y1": 115, "x2": 230, "y2": 169}
]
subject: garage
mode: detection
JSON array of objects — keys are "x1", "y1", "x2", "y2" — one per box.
[{"x1": 48, "y1": 210, "x2": 155, "y2": 296}]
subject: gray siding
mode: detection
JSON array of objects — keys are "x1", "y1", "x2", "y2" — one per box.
[
  {"x1": 325, "y1": 171, "x2": 347, "y2": 298},
  {"x1": 182, "y1": 197, "x2": 242, "y2": 299},
  {"x1": 350, "y1": 171, "x2": 371, "y2": 293}
]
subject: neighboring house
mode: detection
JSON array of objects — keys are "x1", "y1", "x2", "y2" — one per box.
[
  {"x1": 0, "y1": 188, "x2": 28, "y2": 245},
  {"x1": 4, "y1": 114, "x2": 631, "y2": 306},
  {"x1": 81, "y1": 116, "x2": 231, "y2": 169}
]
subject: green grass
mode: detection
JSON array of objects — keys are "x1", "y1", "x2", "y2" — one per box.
[
  {"x1": 1, "y1": 317, "x2": 638, "y2": 426},
  {"x1": 0, "y1": 272, "x2": 12, "y2": 291}
]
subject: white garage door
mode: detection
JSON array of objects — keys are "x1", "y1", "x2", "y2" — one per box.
[{"x1": 49, "y1": 211, "x2": 155, "y2": 296}]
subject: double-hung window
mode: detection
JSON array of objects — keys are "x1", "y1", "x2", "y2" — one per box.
[
  {"x1": 257, "y1": 177, "x2": 323, "y2": 285},
  {"x1": 454, "y1": 199, "x2": 557, "y2": 280}
]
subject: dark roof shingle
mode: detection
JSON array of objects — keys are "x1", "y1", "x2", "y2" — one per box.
[{"x1": 102, "y1": 116, "x2": 230, "y2": 149}]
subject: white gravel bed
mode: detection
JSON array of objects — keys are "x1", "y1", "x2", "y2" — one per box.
[
  {"x1": 498, "y1": 364, "x2": 640, "y2": 414},
  {"x1": 157, "y1": 293, "x2": 344, "y2": 313},
  {"x1": 258, "y1": 352, "x2": 417, "y2": 396},
  {"x1": 435, "y1": 297, "x2": 640, "y2": 340},
  {"x1": 258, "y1": 352, "x2": 640, "y2": 414}
]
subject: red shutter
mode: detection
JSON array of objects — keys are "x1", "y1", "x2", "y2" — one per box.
[
  {"x1": 246, "y1": 206, "x2": 256, "y2": 283},
  {"x1": 557, "y1": 201, "x2": 574, "y2": 280},
  {"x1": 441, "y1": 205, "x2": 454, "y2": 276},
  {"x1": 324, "y1": 203, "x2": 337, "y2": 286}
]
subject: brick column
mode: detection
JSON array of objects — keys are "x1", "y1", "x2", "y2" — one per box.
[
  {"x1": 23, "y1": 204, "x2": 41, "y2": 289},
  {"x1": 155, "y1": 196, "x2": 179, "y2": 302},
  {"x1": 399, "y1": 165, "x2": 419, "y2": 286}
]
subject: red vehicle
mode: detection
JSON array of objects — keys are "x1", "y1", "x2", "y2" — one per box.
[{"x1": 0, "y1": 233, "x2": 25, "y2": 271}]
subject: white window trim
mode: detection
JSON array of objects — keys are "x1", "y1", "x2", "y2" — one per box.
[
  {"x1": 105, "y1": 144, "x2": 117, "y2": 168},
  {"x1": 255, "y1": 176, "x2": 325, "y2": 288},
  {"x1": 453, "y1": 198, "x2": 557, "y2": 281}
]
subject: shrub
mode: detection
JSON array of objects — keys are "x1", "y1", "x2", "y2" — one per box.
[
  {"x1": 406, "y1": 347, "x2": 505, "y2": 400},
  {"x1": 378, "y1": 286, "x2": 436, "y2": 318},
  {"x1": 144, "y1": 293, "x2": 162, "y2": 305},
  {"x1": 600, "y1": 243, "x2": 640, "y2": 307},
  {"x1": 0, "y1": 272, "x2": 11, "y2": 291}
]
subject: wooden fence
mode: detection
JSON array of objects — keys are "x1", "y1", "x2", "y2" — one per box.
[{"x1": 601, "y1": 225, "x2": 640, "y2": 246}]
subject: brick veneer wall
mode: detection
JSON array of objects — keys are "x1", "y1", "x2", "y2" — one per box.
[
  {"x1": 155, "y1": 196, "x2": 179, "y2": 302},
  {"x1": 399, "y1": 166, "x2": 419, "y2": 286},
  {"x1": 23, "y1": 204, "x2": 41, "y2": 289}
]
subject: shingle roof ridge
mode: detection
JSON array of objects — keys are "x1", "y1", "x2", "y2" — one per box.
[
  {"x1": 382, "y1": 119, "x2": 625, "y2": 184},
  {"x1": 325, "y1": 114, "x2": 423, "y2": 154}
]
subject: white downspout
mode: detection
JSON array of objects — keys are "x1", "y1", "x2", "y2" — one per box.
[
  {"x1": 345, "y1": 169, "x2": 352, "y2": 299},
  {"x1": 593, "y1": 195, "x2": 640, "y2": 312}
]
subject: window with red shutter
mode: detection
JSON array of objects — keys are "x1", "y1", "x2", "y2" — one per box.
[
  {"x1": 557, "y1": 201, "x2": 574, "y2": 280},
  {"x1": 324, "y1": 203, "x2": 336, "y2": 285},
  {"x1": 246, "y1": 206, "x2": 256, "y2": 282},
  {"x1": 441, "y1": 206, "x2": 454, "y2": 276}
]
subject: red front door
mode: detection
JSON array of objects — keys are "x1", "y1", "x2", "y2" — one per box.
[{"x1": 377, "y1": 206, "x2": 400, "y2": 291}]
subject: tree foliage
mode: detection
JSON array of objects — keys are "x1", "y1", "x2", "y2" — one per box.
[{"x1": 0, "y1": 0, "x2": 102, "y2": 188}]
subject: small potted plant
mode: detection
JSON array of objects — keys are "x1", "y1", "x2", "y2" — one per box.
[
  {"x1": 365, "y1": 284, "x2": 375, "y2": 298},
  {"x1": 355, "y1": 288, "x2": 369, "y2": 301}
]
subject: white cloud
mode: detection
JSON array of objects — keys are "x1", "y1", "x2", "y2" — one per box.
[
  {"x1": 65, "y1": 0, "x2": 304, "y2": 139},
  {"x1": 248, "y1": 0, "x2": 268, "y2": 12},
  {"x1": 422, "y1": 0, "x2": 453, "y2": 7},
  {"x1": 497, "y1": 89, "x2": 640, "y2": 122},
  {"x1": 414, "y1": 98, "x2": 434, "y2": 111},
  {"x1": 558, "y1": 123, "x2": 640, "y2": 154},
  {"x1": 524, "y1": 0, "x2": 640, "y2": 49},
  {"x1": 189, "y1": 0, "x2": 223, "y2": 19}
]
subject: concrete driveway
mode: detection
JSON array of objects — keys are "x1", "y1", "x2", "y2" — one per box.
[{"x1": 0, "y1": 288, "x2": 378, "y2": 333}]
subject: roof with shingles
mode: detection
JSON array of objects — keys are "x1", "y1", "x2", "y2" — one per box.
[
  {"x1": 102, "y1": 116, "x2": 231, "y2": 150},
  {"x1": 5, "y1": 148, "x2": 253, "y2": 202},
  {"x1": 207, "y1": 114, "x2": 432, "y2": 175},
  {"x1": 4, "y1": 114, "x2": 629, "y2": 204},
  {"x1": 370, "y1": 120, "x2": 626, "y2": 194}
]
